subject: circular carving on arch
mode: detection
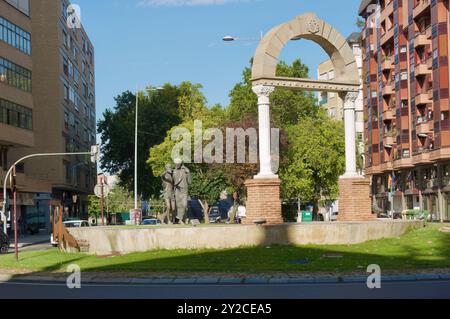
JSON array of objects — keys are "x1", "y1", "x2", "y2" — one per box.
[{"x1": 307, "y1": 19, "x2": 321, "y2": 34}]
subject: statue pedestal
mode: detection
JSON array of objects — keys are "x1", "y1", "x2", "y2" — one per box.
[
  {"x1": 244, "y1": 178, "x2": 283, "y2": 225},
  {"x1": 338, "y1": 176, "x2": 376, "y2": 221}
]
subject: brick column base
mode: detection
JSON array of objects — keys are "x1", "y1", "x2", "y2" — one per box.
[
  {"x1": 244, "y1": 178, "x2": 283, "y2": 225},
  {"x1": 338, "y1": 176, "x2": 376, "y2": 221}
]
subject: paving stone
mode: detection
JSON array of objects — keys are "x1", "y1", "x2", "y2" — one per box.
[
  {"x1": 268, "y1": 278, "x2": 290, "y2": 284},
  {"x1": 196, "y1": 277, "x2": 220, "y2": 284},
  {"x1": 313, "y1": 277, "x2": 340, "y2": 283},
  {"x1": 383, "y1": 275, "x2": 417, "y2": 282},
  {"x1": 415, "y1": 274, "x2": 440, "y2": 281},
  {"x1": 219, "y1": 277, "x2": 243, "y2": 284},
  {"x1": 149, "y1": 278, "x2": 175, "y2": 284},
  {"x1": 173, "y1": 278, "x2": 197, "y2": 284},
  {"x1": 288, "y1": 278, "x2": 316, "y2": 284},
  {"x1": 340, "y1": 276, "x2": 368, "y2": 283},
  {"x1": 130, "y1": 278, "x2": 155, "y2": 284},
  {"x1": 244, "y1": 277, "x2": 270, "y2": 284}
]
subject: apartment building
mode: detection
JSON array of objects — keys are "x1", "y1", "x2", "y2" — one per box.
[
  {"x1": 0, "y1": 0, "x2": 96, "y2": 234},
  {"x1": 317, "y1": 33, "x2": 365, "y2": 159},
  {"x1": 360, "y1": 0, "x2": 450, "y2": 221}
]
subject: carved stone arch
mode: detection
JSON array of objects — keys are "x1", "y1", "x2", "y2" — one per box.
[{"x1": 251, "y1": 12, "x2": 360, "y2": 90}]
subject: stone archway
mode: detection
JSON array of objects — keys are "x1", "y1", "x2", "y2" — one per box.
[{"x1": 244, "y1": 13, "x2": 375, "y2": 225}]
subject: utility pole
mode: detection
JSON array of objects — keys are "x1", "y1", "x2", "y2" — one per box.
[{"x1": 12, "y1": 166, "x2": 18, "y2": 261}]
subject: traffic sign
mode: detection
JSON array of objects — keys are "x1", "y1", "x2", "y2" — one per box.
[{"x1": 94, "y1": 184, "x2": 110, "y2": 198}]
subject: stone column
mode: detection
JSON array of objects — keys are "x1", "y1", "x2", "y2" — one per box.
[
  {"x1": 338, "y1": 91, "x2": 376, "y2": 221},
  {"x1": 252, "y1": 85, "x2": 277, "y2": 179},
  {"x1": 340, "y1": 91, "x2": 359, "y2": 177},
  {"x1": 244, "y1": 85, "x2": 283, "y2": 225}
]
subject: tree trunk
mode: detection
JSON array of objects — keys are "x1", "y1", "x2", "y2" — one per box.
[{"x1": 199, "y1": 200, "x2": 210, "y2": 224}]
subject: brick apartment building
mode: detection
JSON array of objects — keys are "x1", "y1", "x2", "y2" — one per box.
[
  {"x1": 0, "y1": 0, "x2": 96, "y2": 234},
  {"x1": 360, "y1": 0, "x2": 450, "y2": 221}
]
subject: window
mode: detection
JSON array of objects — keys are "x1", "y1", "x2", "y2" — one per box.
[
  {"x1": 5, "y1": 0, "x2": 30, "y2": 16},
  {"x1": 62, "y1": 55, "x2": 69, "y2": 76},
  {"x1": 63, "y1": 83, "x2": 69, "y2": 101},
  {"x1": 0, "y1": 98, "x2": 32, "y2": 130},
  {"x1": 0, "y1": 57, "x2": 32, "y2": 92},
  {"x1": 62, "y1": 30, "x2": 68, "y2": 48},
  {"x1": 0, "y1": 17, "x2": 31, "y2": 55},
  {"x1": 64, "y1": 110, "x2": 69, "y2": 128}
]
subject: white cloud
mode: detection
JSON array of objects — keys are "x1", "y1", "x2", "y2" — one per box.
[{"x1": 138, "y1": 0, "x2": 253, "y2": 7}]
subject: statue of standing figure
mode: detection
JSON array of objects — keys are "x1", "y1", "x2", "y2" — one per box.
[
  {"x1": 160, "y1": 164, "x2": 175, "y2": 224},
  {"x1": 160, "y1": 159, "x2": 191, "y2": 224}
]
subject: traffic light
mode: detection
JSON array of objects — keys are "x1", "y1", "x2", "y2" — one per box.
[{"x1": 90, "y1": 145, "x2": 99, "y2": 164}]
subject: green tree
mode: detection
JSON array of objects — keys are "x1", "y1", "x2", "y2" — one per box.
[
  {"x1": 98, "y1": 85, "x2": 182, "y2": 199},
  {"x1": 189, "y1": 166, "x2": 230, "y2": 223},
  {"x1": 280, "y1": 113, "x2": 346, "y2": 213},
  {"x1": 88, "y1": 195, "x2": 101, "y2": 219},
  {"x1": 227, "y1": 59, "x2": 318, "y2": 127}
]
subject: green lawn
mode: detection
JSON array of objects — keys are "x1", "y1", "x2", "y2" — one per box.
[{"x1": 0, "y1": 224, "x2": 449, "y2": 274}]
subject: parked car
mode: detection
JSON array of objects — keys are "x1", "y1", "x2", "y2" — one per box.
[
  {"x1": 140, "y1": 219, "x2": 161, "y2": 226},
  {"x1": 208, "y1": 206, "x2": 221, "y2": 223},
  {"x1": 50, "y1": 220, "x2": 90, "y2": 247}
]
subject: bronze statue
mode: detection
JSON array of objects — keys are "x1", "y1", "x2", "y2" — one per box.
[
  {"x1": 160, "y1": 164, "x2": 175, "y2": 224},
  {"x1": 173, "y1": 158, "x2": 191, "y2": 224}
]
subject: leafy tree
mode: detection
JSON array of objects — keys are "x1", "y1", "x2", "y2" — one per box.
[
  {"x1": 280, "y1": 113, "x2": 346, "y2": 213},
  {"x1": 189, "y1": 166, "x2": 230, "y2": 223},
  {"x1": 98, "y1": 85, "x2": 181, "y2": 199},
  {"x1": 88, "y1": 195, "x2": 101, "y2": 219},
  {"x1": 227, "y1": 59, "x2": 318, "y2": 127}
]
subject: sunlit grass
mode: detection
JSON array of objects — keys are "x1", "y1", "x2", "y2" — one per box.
[{"x1": 0, "y1": 223, "x2": 449, "y2": 274}]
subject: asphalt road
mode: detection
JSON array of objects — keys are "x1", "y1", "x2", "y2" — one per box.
[{"x1": 1, "y1": 280, "x2": 450, "y2": 299}]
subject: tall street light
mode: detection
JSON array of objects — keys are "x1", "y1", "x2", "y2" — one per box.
[{"x1": 134, "y1": 86, "x2": 163, "y2": 210}]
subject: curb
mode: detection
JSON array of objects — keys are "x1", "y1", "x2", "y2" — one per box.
[{"x1": 2, "y1": 273, "x2": 450, "y2": 286}]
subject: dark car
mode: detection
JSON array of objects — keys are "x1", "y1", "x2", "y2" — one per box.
[
  {"x1": 140, "y1": 219, "x2": 161, "y2": 226},
  {"x1": 188, "y1": 199, "x2": 204, "y2": 221}
]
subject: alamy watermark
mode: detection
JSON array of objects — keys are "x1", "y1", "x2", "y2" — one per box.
[
  {"x1": 66, "y1": 264, "x2": 81, "y2": 289},
  {"x1": 366, "y1": 264, "x2": 381, "y2": 289},
  {"x1": 170, "y1": 120, "x2": 280, "y2": 174}
]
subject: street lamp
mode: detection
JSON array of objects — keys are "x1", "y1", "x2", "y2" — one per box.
[
  {"x1": 222, "y1": 31, "x2": 264, "y2": 43},
  {"x1": 134, "y1": 86, "x2": 163, "y2": 210}
]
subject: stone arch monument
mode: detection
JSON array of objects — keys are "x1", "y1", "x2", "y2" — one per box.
[{"x1": 244, "y1": 13, "x2": 375, "y2": 224}]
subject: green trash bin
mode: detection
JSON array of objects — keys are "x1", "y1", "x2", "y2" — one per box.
[{"x1": 301, "y1": 211, "x2": 313, "y2": 223}]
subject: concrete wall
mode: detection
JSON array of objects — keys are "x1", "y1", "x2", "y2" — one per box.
[{"x1": 68, "y1": 221, "x2": 424, "y2": 255}]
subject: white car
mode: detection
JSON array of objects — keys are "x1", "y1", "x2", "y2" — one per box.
[{"x1": 51, "y1": 220, "x2": 90, "y2": 246}]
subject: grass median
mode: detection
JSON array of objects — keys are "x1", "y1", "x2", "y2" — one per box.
[{"x1": 0, "y1": 223, "x2": 449, "y2": 274}]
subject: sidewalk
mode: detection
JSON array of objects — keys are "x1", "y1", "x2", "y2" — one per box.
[
  {"x1": 1, "y1": 271, "x2": 450, "y2": 286},
  {"x1": 8, "y1": 233, "x2": 49, "y2": 249}
]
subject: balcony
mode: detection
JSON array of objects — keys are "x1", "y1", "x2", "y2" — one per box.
[
  {"x1": 415, "y1": 62, "x2": 431, "y2": 77},
  {"x1": 416, "y1": 92, "x2": 432, "y2": 106},
  {"x1": 382, "y1": 84, "x2": 394, "y2": 96},
  {"x1": 383, "y1": 130, "x2": 397, "y2": 148},
  {"x1": 413, "y1": 0, "x2": 431, "y2": 19},
  {"x1": 381, "y1": 57, "x2": 394, "y2": 71},
  {"x1": 382, "y1": 108, "x2": 395, "y2": 122},
  {"x1": 414, "y1": 33, "x2": 431, "y2": 48},
  {"x1": 416, "y1": 120, "x2": 433, "y2": 136}
]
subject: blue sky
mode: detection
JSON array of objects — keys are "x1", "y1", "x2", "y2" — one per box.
[{"x1": 75, "y1": 0, "x2": 361, "y2": 120}]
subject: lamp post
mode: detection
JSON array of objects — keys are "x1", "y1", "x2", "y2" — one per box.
[
  {"x1": 222, "y1": 31, "x2": 264, "y2": 43},
  {"x1": 134, "y1": 86, "x2": 163, "y2": 211}
]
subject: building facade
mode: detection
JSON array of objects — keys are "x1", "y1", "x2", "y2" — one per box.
[
  {"x1": 0, "y1": 0, "x2": 96, "y2": 234},
  {"x1": 317, "y1": 33, "x2": 365, "y2": 162},
  {"x1": 360, "y1": 0, "x2": 450, "y2": 221}
]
